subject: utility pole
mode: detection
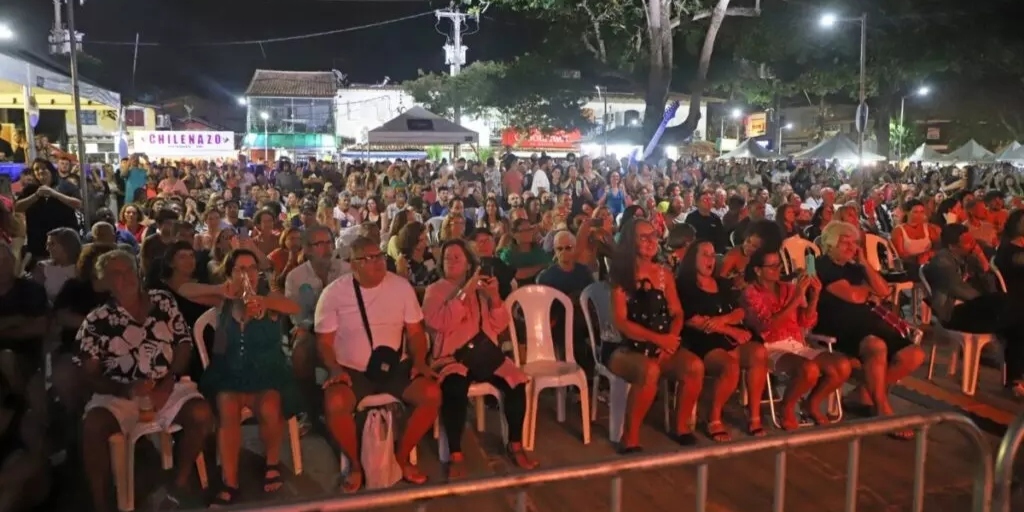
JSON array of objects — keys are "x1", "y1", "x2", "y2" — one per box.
[
  {"x1": 48, "y1": 0, "x2": 90, "y2": 216},
  {"x1": 435, "y1": 6, "x2": 476, "y2": 156}
]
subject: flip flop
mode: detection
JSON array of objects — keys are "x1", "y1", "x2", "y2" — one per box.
[
  {"x1": 705, "y1": 421, "x2": 732, "y2": 443},
  {"x1": 263, "y1": 463, "x2": 284, "y2": 493},
  {"x1": 401, "y1": 463, "x2": 428, "y2": 485}
]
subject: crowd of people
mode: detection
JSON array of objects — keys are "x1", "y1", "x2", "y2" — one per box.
[{"x1": 0, "y1": 148, "x2": 1021, "y2": 511}]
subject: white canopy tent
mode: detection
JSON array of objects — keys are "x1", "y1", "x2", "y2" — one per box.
[
  {"x1": 791, "y1": 133, "x2": 886, "y2": 162},
  {"x1": 717, "y1": 138, "x2": 776, "y2": 160},
  {"x1": 946, "y1": 139, "x2": 994, "y2": 163},
  {"x1": 367, "y1": 106, "x2": 479, "y2": 145},
  {"x1": 906, "y1": 143, "x2": 950, "y2": 164},
  {"x1": 995, "y1": 141, "x2": 1022, "y2": 162}
]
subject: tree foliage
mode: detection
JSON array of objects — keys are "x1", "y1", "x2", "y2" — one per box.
[
  {"x1": 472, "y1": 0, "x2": 761, "y2": 140},
  {"x1": 402, "y1": 56, "x2": 594, "y2": 131},
  {"x1": 720, "y1": 0, "x2": 1024, "y2": 156}
]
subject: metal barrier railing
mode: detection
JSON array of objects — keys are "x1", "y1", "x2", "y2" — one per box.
[
  {"x1": 994, "y1": 411, "x2": 1024, "y2": 512},
  {"x1": 204, "y1": 411, "x2": 993, "y2": 512}
]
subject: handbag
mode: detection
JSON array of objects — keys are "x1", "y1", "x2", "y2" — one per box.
[
  {"x1": 453, "y1": 293, "x2": 506, "y2": 381},
  {"x1": 354, "y1": 278, "x2": 403, "y2": 383}
]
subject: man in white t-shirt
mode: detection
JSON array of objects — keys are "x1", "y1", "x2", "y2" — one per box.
[{"x1": 313, "y1": 236, "x2": 439, "y2": 491}]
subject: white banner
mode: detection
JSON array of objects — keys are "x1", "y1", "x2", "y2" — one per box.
[{"x1": 132, "y1": 131, "x2": 235, "y2": 156}]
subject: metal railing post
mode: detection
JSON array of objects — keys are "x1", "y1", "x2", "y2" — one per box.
[
  {"x1": 205, "y1": 412, "x2": 993, "y2": 512},
  {"x1": 994, "y1": 412, "x2": 1024, "y2": 512}
]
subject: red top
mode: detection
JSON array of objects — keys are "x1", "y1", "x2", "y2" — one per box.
[{"x1": 741, "y1": 281, "x2": 817, "y2": 344}]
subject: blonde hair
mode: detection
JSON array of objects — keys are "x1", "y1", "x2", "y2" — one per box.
[{"x1": 820, "y1": 221, "x2": 860, "y2": 252}]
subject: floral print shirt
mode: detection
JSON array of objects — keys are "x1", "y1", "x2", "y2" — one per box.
[{"x1": 75, "y1": 289, "x2": 193, "y2": 383}]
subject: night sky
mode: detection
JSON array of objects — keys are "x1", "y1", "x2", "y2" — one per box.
[{"x1": 1, "y1": 0, "x2": 541, "y2": 101}]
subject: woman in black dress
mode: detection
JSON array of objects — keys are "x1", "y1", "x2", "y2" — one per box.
[
  {"x1": 607, "y1": 218, "x2": 703, "y2": 452},
  {"x1": 677, "y1": 240, "x2": 768, "y2": 440},
  {"x1": 813, "y1": 221, "x2": 925, "y2": 438}
]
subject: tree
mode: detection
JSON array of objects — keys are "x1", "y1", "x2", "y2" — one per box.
[
  {"x1": 475, "y1": 0, "x2": 761, "y2": 139},
  {"x1": 723, "y1": 0, "x2": 1024, "y2": 157},
  {"x1": 402, "y1": 56, "x2": 593, "y2": 131}
]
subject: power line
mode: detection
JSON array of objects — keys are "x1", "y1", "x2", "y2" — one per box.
[{"x1": 86, "y1": 11, "x2": 434, "y2": 47}]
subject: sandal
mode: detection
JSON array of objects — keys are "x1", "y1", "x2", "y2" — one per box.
[
  {"x1": 507, "y1": 443, "x2": 539, "y2": 470},
  {"x1": 447, "y1": 453, "x2": 467, "y2": 480},
  {"x1": 747, "y1": 420, "x2": 766, "y2": 437},
  {"x1": 209, "y1": 486, "x2": 240, "y2": 507},
  {"x1": 263, "y1": 463, "x2": 284, "y2": 493},
  {"x1": 400, "y1": 463, "x2": 428, "y2": 485},
  {"x1": 705, "y1": 421, "x2": 732, "y2": 443},
  {"x1": 338, "y1": 468, "x2": 363, "y2": 493}
]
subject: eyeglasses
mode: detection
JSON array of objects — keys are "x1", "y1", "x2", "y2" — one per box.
[
  {"x1": 352, "y1": 252, "x2": 386, "y2": 263},
  {"x1": 308, "y1": 241, "x2": 332, "y2": 249},
  {"x1": 637, "y1": 233, "x2": 658, "y2": 242},
  {"x1": 760, "y1": 262, "x2": 782, "y2": 269}
]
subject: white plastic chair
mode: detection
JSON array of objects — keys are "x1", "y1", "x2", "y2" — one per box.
[
  {"x1": 109, "y1": 416, "x2": 209, "y2": 512},
  {"x1": 780, "y1": 235, "x2": 820, "y2": 275},
  {"x1": 761, "y1": 333, "x2": 843, "y2": 429},
  {"x1": 339, "y1": 394, "x2": 418, "y2": 476},
  {"x1": 918, "y1": 266, "x2": 999, "y2": 396},
  {"x1": 426, "y1": 216, "x2": 444, "y2": 244},
  {"x1": 507, "y1": 285, "x2": 591, "y2": 451},
  {"x1": 864, "y1": 232, "x2": 918, "y2": 316},
  {"x1": 194, "y1": 308, "x2": 304, "y2": 474}
]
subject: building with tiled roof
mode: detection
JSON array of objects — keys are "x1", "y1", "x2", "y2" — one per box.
[
  {"x1": 242, "y1": 70, "x2": 341, "y2": 161},
  {"x1": 244, "y1": 69, "x2": 339, "y2": 98}
]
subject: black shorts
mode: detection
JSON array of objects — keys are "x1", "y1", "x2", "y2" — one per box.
[{"x1": 345, "y1": 359, "x2": 414, "y2": 404}]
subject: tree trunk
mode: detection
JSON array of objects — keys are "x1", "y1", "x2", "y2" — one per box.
[
  {"x1": 666, "y1": 0, "x2": 732, "y2": 142},
  {"x1": 641, "y1": 0, "x2": 673, "y2": 141}
]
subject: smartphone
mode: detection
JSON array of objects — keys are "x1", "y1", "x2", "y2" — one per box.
[{"x1": 479, "y1": 258, "x2": 495, "y2": 277}]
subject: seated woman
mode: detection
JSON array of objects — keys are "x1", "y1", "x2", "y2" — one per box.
[
  {"x1": 803, "y1": 204, "x2": 834, "y2": 242},
  {"x1": 422, "y1": 239, "x2": 536, "y2": 479},
  {"x1": 741, "y1": 249, "x2": 852, "y2": 429},
  {"x1": 812, "y1": 221, "x2": 925, "y2": 438},
  {"x1": 678, "y1": 240, "x2": 769, "y2": 440},
  {"x1": 718, "y1": 220, "x2": 781, "y2": 289},
  {"x1": 890, "y1": 199, "x2": 940, "y2": 278},
  {"x1": 179, "y1": 249, "x2": 301, "y2": 505},
  {"x1": 607, "y1": 218, "x2": 703, "y2": 452}
]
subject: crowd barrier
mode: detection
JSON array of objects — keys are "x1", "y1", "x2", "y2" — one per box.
[
  {"x1": 196, "y1": 411, "x2": 994, "y2": 512},
  {"x1": 994, "y1": 411, "x2": 1024, "y2": 512}
]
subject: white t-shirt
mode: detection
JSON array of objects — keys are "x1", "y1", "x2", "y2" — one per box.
[{"x1": 313, "y1": 272, "x2": 423, "y2": 372}]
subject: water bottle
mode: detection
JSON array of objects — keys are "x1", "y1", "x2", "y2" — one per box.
[{"x1": 806, "y1": 252, "x2": 817, "y2": 277}]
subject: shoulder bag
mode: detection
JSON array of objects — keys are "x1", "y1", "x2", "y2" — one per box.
[
  {"x1": 452, "y1": 292, "x2": 506, "y2": 381},
  {"x1": 354, "y1": 278, "x2": 403, "y2": 383}
]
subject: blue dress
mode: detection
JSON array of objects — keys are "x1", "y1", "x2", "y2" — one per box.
[{"x1": 200, "y1": 306, "x2": 302, "y2": 416}]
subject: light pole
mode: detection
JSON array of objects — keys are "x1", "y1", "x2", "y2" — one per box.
[
  {"x1": 777, "y1": 122, "x2": 794, "y2": 155},
  {"x1": 821, "y1": 12, "x2": 867, "y2": 163},
  {"x1": 259, "y1": 111, "x2": 269, "y2": 163},
  {"x1": 0, "y1": 23, "x2": 13, "y2": 40},
  {"x1": 897, "y1": 86, "x2": 930, "y2": 162}
]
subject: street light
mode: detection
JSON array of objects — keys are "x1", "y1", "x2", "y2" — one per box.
[
  {"x1": 777, "y1": 122, "x2": 794, "y2": 153},
  {"x1": 237, "y1": 97, "x2": 247, "y2": 106},
  {"x1": 0, "y1": 23, "x2": 14, "y2": 40},
  {"x1": 897, "y1": 85, "x2": 933, "y2": 162},
  {"x1": 719, "y1": 107, "x2": 744, "y2": 143},
  {"x1": 259, "y1": 111, "x2": 269, "y2": 163},
  {"x1": 821, "y1": 11, "x2": 868, "y2": 163}
]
